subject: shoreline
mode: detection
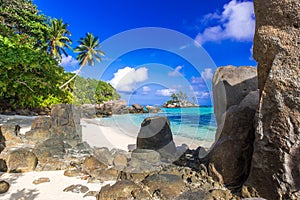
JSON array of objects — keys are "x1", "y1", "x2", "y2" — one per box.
[{"x1": 81, "y1": 118, "x2": 214, "y2": 151}]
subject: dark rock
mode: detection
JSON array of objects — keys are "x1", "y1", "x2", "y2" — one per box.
[
  {"x1": 7, "y1": 148, "x2": 38, "y2": 172},
  {"x1": 131, "y1": 103, "x2": 147, "y2": 113},
  {"x1": 203, "y1": 91, "x2": 259, "y2": 191},
  {"x1": 137, "y1": 116, "x2": 177, "y2": 159},
  {"x1": 25, "y1": 116, "x2": 52, "y2": 141},
  {"x1": 97, "y1": 180, "x2": 150, "y2": 200},
  {"x1": 32, "y1": 177, "x2": 50, "y2": 185},
  {"x1": 142, "y1": 174, "x2": 185, "y2": 198},
  {"x1": 63, "y1": 184, "x2": 89, "y2": 193},
  {"x1": 246, "y1": 0, "x2": 300, "y2": 199},
  {"x1": 0, "y1": 181, "x2": 9, "y2": 194},
  {"x1": 212, "y1": 66, "x2": 257, "y2": 140},
  {"x1": 0, "y1": 159, "x2": 7, "y2": 172}
]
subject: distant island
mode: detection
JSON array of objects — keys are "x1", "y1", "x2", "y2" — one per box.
[{"x1": 163, "y1": 91, "x2": 199, "y2": 108}]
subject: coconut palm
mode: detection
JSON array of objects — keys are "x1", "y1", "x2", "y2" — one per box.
[
  {"x1": 59, "y1": 33, "x2": 104, "y2": 89},
  {"x1": 48, "y1": 19, "x2": 72, "y2": 60}
]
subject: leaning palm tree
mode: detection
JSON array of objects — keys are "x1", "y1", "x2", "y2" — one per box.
[
  {"x1": 60, "y1": 33, "x2": 104, "y2": 89},
  {"x1": 48, "y1": 19, "x2": 72, "y2": 60}
]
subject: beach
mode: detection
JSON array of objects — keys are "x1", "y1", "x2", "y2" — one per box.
[{"x1": 0, "y1": 115, "x2": 214, "y2": 199}]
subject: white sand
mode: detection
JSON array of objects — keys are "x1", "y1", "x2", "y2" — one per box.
[
  {"x1": 0, "y1": 170, "x2": 115, "y2": 200},
  {"x1": 0, "y1": 116, "x2": 213, "y2": 199},
  {"x1": 81, "y1": 118, "x2": 213, "y2": 151}
]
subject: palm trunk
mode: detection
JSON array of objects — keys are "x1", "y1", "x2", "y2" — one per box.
[{"x1": 59, "y1": 65, "x2": 84, "y2": 89}]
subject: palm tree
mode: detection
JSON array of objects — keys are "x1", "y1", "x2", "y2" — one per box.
[
  {"x1": 59, "y1": 33, "x2": 104, "y2": 89},
  {"x1": 48, "y1": 19, "x2": 72, "y2": 60}
]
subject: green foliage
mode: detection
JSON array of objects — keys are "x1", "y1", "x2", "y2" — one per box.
[
  {"x1": 0, "y1": 0, "x2": 117, "y2": 110},
  {"x1": 48, "y1": 19, "x2": 72, "y2": 61},
  {"x1": 0, "y1": 0, "x2": 51, "y2": 50},
  {"x1": 0, "y1": 34, "x2": 70, "y2": 109},
  {"x1": 74, "y1": 33, "x2": 105, "y2": 66},
  {"x1": 73, "y1": 76, "x2": 120, "y2": 105}
]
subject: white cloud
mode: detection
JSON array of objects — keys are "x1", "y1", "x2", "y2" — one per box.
[
  {"x1": 59, "y1": 55, "x2": 78, "y2": 68},
  {"x1": 109, "y1": 67, "x2": 148, "y2": 92},
  {"x1": 191, "y1": 76, "x2": 204, "y2": 84},
  {"x1": 194, "y1": 91, "x2": 211, "y2": 99},
  {"x1": 168, "y1": 66, "x2": 184, "y2": 77},
  {"x1": 142, "y1": 86, "x2": 151, "y2": 94},
  {"x1": 201, "y1": 68, "x2": 213, "y2": 81},
  {"x1": 156, "y1": 89, "x2": 176, "y2": 97},
  {"x1": 195, "y1": 0, "x2": 255, "y2": 45}
]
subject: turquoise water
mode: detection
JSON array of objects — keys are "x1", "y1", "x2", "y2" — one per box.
[{"x1": 97, "y1": 107, "x2": 216, "y2": 142}]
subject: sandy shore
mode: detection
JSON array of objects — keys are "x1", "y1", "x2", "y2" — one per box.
[
  {"x1": 81, "y1": 118, "x2": 213, "y2": 151},
  {"x1": 0, "y1": 115, "x2": 214, "y2": 199},
  {"x1": 0, "y1": 170, "x2": 115, "y2": 200}
]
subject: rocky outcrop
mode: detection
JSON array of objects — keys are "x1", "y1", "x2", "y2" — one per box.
[
  {"x1": 246, "y1": 0, "x2": 300, "y2": 199},
  {"x1": 142, "y1": 174, "x2": 185, "y2": 198},
  {"x1": 202, "y1": 66, "x2": 258, "y2": 191},
  {"x1": 7, "y1": 148, "x2": 38, "y2": 172},
  {"x1": 26, "y1": 104, "x2": 81, "y2": 144},
  {"x1": 212, "y1": 66, "x2": 257, "y2": 139},
  {"x1": 136, "y1": 116, "x2": 177, "y2": 159},
  {"x1": 145, "y1": 105, "x2": 161, "y2": 113}
]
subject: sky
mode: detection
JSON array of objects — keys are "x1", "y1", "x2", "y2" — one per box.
[{"x1": 35, "y1": 0, "x2": 256, "y2": 106}]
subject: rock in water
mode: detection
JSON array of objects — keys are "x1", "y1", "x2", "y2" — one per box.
[
  {"x1": 203, "y1": 66, "x2": 258, "y2": 191},
  {"x1": 246, "y1": 0, "x2": 300, "y2": 199},
  {"x1": 136, "y1": 116, "x2": 177, "y2": 159}
]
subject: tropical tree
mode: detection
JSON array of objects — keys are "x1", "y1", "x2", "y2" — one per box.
[
  {"x1": 48, "y1": 19, "x2": 72, "y2": 61},
  {"x1": 60, "y1": 33, "x2": 104, "y2": 89},
  {"x1": 171, "y1": 93, "x2": 179, "y2": 102}
]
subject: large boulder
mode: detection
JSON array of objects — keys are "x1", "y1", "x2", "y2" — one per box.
[
  {"x1": 246, "y1": 0, "x2": 300, "y2": 199},
  {"x1": 7, "y1": 148, "x2": 38, "y2": 172},
  {"x1": 25, "y1": 104, "x2": 82, "y2": 143},
  {"x1": 203, "y1": 91, "x2": 259, "y2": 191},
  {"x1": 142, "y1": 174, "x2": 185, "y2": 198},
  {"x1": 25, "y1": 116, "x2": 52, "y2": 140},
  {"x1": 212, "y1": 66, "x2": 257, "y2": 139},
  {"x1": 136, "y1": 116, "x2": 177, "y2": 159},
  {"x1": 51, "y1": 104, "x2": 81, "y2": 141},
  {"x1": 202, "y1": 66, "x2": 258, "y2": 191}
]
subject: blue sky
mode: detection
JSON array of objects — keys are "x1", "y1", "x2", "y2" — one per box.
[{"x1": 35, "y1": 0, "x2": 256, "y2": 106}]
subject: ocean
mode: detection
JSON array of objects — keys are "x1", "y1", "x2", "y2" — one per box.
[{"x1": 97, "y1": 107, "x2": 216, "y2": 143}]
